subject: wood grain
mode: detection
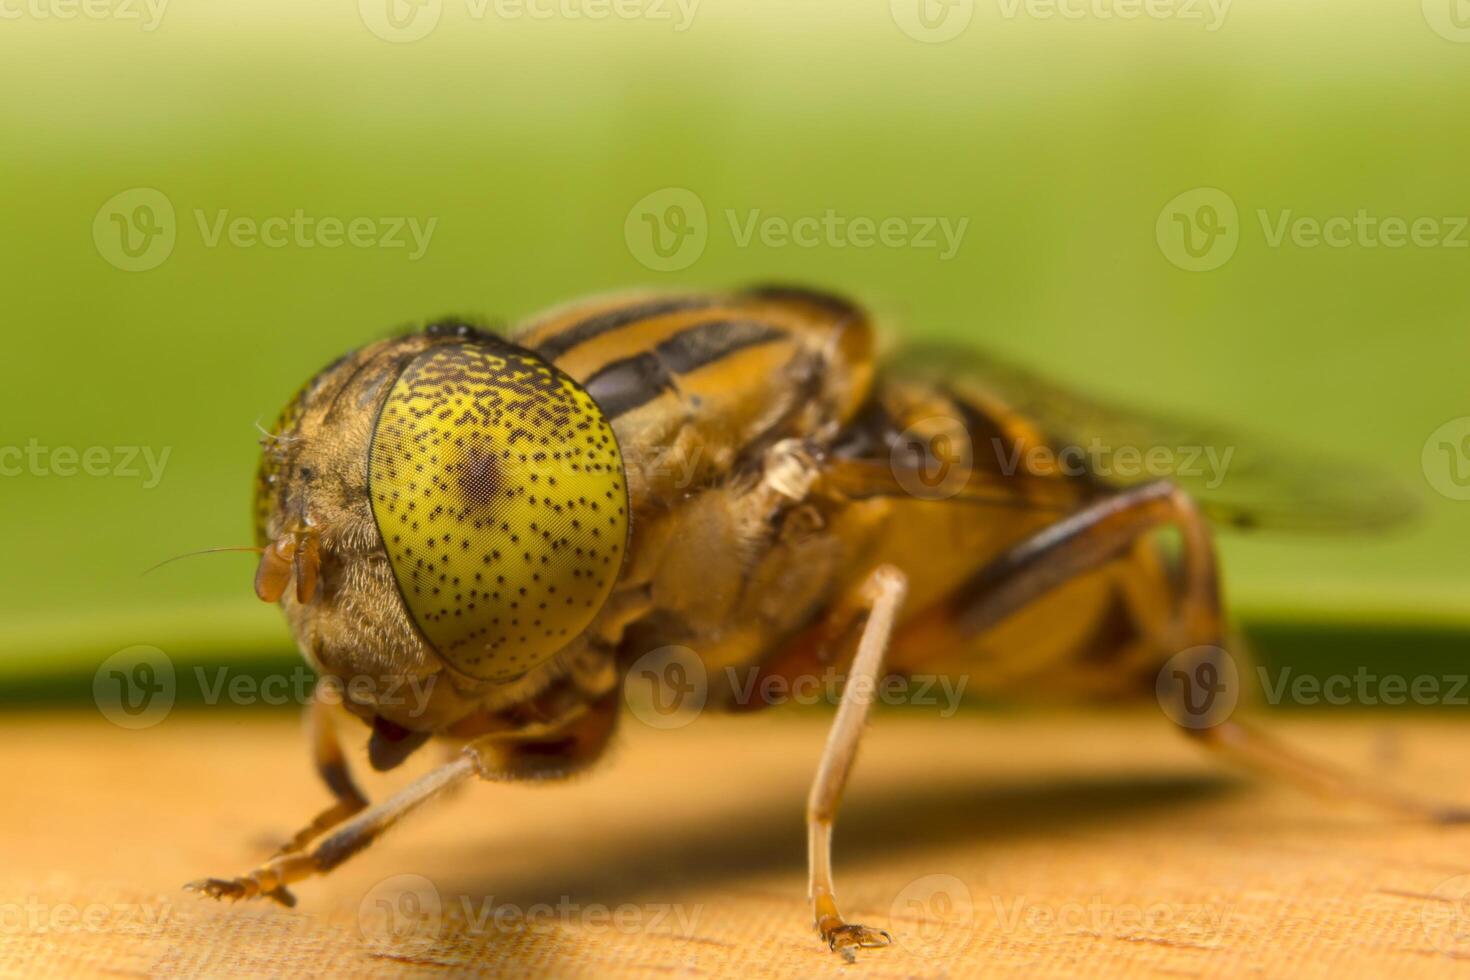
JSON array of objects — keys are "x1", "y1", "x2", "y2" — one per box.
[{"x1": 3, "y1": 710, "x2": 1470, "y2": 978}]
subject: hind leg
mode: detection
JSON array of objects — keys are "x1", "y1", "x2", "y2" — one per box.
[
  {"x1": 1126, "y1": 487, "x2": 1470, "y2": 822},
  {"x1": 908, "y1": 480, "x2": 1469, "y2": 822}
]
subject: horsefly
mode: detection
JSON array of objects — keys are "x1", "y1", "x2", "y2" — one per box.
[{"x1": 186, "y1": 286, "x2": 1446, "y2": 957}]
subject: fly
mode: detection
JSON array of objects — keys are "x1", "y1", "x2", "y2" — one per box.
[{"x1": 185, "y1": 286, "x2": 1448, "y2": 958}]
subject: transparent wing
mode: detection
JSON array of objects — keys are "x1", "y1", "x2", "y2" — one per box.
[
  {"x1": 887, "y1": 344, "x2": 1419, "y2": 532},
  {"x1": 821, "y1": 456, "x2": 1080, "y2": 514}
]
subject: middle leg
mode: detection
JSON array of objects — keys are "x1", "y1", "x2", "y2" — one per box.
[{"x1": 805, "y1": 564, "x2": 908, "y2": 958}]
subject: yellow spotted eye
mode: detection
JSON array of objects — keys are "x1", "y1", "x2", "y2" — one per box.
[{"x1": 368, "y1": 341, "x2": 629, "y2": 681}]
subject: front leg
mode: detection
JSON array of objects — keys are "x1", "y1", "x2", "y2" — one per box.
[
  {"x1": 187, "y1": 753, "x2": 476, "y2": 905},
  {"x1": 805, "y1": 564, "x2": 908, "y2": 960},
  {"x1": 187, "y1": 692, "x2": 620, "y2": 905},
  {"x1": 273, "y1": 682, "x2": 369, "y2": 858}
]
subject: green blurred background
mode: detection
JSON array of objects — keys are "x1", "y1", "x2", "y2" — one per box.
[{"x1": 1, "y1": 0, "x2": 1467, "y2": 693}]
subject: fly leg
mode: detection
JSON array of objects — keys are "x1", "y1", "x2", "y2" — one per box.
[
  {"x1": 187, "y1": 693, "x2": 619, "y2": 906},
  {"x1": 1189, "y1": 716, "x2": 1470, "y2": 821},
  {"x1": 806, "y1": 564, "x2": 908, "y2": 960},
  {"x1": 926, "y1": 479, "x2": 1468, "y2": 823},
  {"x1": 272, "y1": 682, "x2": 370, "y2": 859},
  {"x1": 1140, "y1": 494, "x2": 1470, "y2": 823},
  {"x1": 186, "y1": 752, "x2": 476, "y2": 906}
]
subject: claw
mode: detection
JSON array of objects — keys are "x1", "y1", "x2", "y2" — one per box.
[
  {"x1": 185, "y1": 876, "x2": 297, "y2": 908},
  {"x1": 823, "y1": 922, "x2": 892, "y2": 961},
  {"x1": 185, "y1": 877, "x2": 252, "y2": 902}
]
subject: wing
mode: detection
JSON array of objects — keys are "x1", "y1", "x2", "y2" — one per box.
[{"x1": 878, "y1": 344, "x2": 1419, "y2": 533}]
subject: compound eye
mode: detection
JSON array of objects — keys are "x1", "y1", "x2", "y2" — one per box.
[{"x1": 369, "y1": 341, "x2": 629, "y2": 681}]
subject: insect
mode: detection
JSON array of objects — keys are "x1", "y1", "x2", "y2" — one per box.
[{"x1": 186, "y1": 285, "x2": 1454, "y2": 957}]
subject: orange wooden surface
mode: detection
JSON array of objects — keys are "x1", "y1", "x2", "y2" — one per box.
[{"x1": 4, "y1": 710, "x2": 1470, "y2": 978}]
